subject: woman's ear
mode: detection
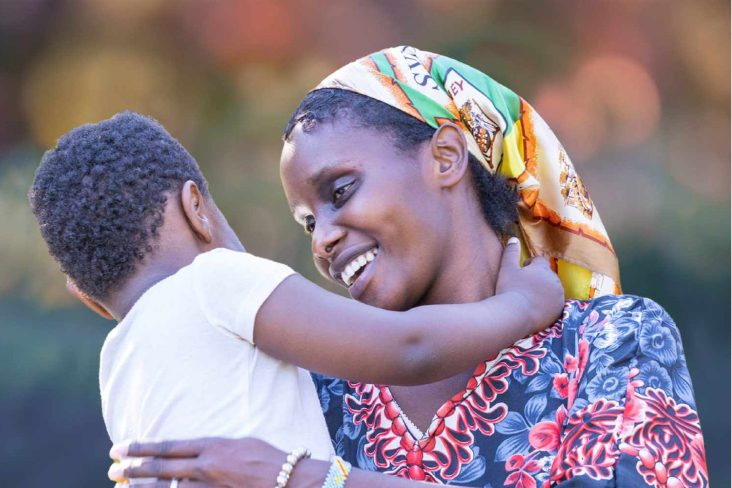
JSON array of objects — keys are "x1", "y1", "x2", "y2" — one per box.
[
  {"x1": 180, "y1": 180, "x2": 213, "y2": 243},
  {"x1": 429, "y1": 122, "x2": 470, "y2": 189}
]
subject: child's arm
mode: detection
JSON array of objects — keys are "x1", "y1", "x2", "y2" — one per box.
[{"x1": 254, "y1": 239, "x2": 564, "y2": 385}]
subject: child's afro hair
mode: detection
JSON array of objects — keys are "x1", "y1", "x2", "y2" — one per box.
[{"x1": 29, "y1": 111, "x2": 208, "y2": 301}]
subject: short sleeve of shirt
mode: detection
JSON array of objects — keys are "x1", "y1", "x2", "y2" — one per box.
[{"x1": 192, "y1": 248, "x2": 295, "y2": 344}]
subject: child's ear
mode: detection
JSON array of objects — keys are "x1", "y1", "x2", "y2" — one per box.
[
  {"x1": 429, "y1": 122, "x2": 470, "y2": 189},
  {"x1": 180, "y1": 180, "x2": 213, "y2": 243},
  {"x1": 65, "y1": 278, "x2": 114, "y2": 320}
]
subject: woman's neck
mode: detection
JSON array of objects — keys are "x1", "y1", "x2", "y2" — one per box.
[{"x1": 417, "y1": 220, "x2": 504, "y2": 307}]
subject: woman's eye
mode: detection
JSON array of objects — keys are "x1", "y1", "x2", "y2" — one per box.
[
  {"x1": 304, "y1": 216, "x2": 315, "y2": 234},
  {"x1": 332, "y1": 182, "x2": 354, "y2": 204}
]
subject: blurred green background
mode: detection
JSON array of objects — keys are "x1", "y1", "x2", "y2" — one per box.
[{"x1": 0, "y1": 0, "x2": 728, "y2": 486}]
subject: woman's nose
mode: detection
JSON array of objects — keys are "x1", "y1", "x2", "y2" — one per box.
[{"x1": 312, "y1": 223, "x2": 346, "y2": 261}]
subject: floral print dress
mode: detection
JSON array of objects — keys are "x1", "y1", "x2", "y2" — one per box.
[{"x1": 313, "y1": 295, "x2": 708, "y2": 487}]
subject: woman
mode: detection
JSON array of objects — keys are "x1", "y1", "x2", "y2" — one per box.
[{"x1": 118, "y1": 47, "x2": 707, "y2": 487}]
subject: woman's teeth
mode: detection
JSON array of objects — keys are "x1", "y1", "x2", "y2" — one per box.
[{"x1": 343, "y1": 248, "x2": 378, "y2": 286}]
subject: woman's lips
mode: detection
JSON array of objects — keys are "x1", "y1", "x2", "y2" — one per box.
[{"x1": 329, "y1": 243, "x2": 378, "y2": 285}]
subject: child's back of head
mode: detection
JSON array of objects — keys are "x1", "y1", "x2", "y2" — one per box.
[{"x1": 29, "y1": 111, "x2": 210, "y2": 302}]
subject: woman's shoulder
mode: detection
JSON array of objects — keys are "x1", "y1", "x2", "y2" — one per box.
[
  {"x1": 549, "y1": 297, "x2": 706, "y2": 487},
  {"x1": 556, "y1": 294, "x2": 686, "y2": 377},
  {"x1": 561, "y1": 294, "x2": 677, "y2": 338},
  {"x1": 566, "y1": 293, "x2": 669, "y2": 317},
  {"x1": 558, "y1": 294, "x2": 696, "y2": 405}
]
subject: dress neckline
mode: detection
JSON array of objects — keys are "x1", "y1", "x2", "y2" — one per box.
[{"x1": 379, "y1": 351, "x2": 504, "y2": 443}]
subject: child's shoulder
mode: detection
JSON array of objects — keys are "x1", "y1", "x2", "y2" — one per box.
[
  {"x1": 194, "y1": 248, "x2": 290, "y2": 273},
  {"x1": 193, "y1": 248, "x2": 267, "y2": 277},
  {"x1": 194, "y1": 247, "x2": 245, "y2": 264}
]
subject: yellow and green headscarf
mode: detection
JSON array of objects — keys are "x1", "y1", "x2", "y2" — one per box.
[{"x1": 315, "y1": 46, "x2": 620, "y2": 299}]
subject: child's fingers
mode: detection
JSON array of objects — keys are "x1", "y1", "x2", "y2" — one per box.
[{"x1": 500, "y1": 237, "x2": 521, "y2": 270}]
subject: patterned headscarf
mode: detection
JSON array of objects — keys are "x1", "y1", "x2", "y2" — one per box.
[{"x1": 315, "y1": 46, "x2": 620, "y2": 299}]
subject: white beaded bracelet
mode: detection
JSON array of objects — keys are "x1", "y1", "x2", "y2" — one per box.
[{"x1": 275, "y1": 447, "x2": 311, "y2": 488}]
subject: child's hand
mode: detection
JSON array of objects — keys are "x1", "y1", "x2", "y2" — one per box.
[{"x1": 495, "y1": 237, "x2": 565, "y2": 334}]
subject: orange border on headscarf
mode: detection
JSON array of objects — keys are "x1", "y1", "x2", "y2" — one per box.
[{"x1": 529, "y1": 201, "x2": 615, "y2": 253}]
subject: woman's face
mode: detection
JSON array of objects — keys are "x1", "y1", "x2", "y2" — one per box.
[{"x1": 280, "y1": 122, "x2": 453, "y2": 311}]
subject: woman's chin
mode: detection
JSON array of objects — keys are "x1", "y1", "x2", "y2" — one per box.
[
  {"x1": 352, "y1": 286, "x2": 411, "y2": 312},
  {"x1": 347, "y1": 262, "x2": 416, "y2": 311}
]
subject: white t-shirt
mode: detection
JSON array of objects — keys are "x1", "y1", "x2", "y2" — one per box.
[{"x1": 99, "y1": 248, "x2": 334, "y2": 462}]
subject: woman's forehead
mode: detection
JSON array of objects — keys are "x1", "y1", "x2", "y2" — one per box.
[{"x1": 281, "y1": 124, "x2": 392, "y2": 176}]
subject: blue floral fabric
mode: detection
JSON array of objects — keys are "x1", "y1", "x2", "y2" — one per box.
[{"x1": 313, "y1": 295, "x2": 708, "y2": 487}]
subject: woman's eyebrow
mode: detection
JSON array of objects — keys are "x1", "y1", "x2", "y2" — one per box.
[{"x1": 307, "y1": 160, "x2": 353, "y2": 186}]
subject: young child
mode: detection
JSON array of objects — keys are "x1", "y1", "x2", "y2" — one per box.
[{"x1": 28, "y1": 112, "x2": 563, "y2": 472}]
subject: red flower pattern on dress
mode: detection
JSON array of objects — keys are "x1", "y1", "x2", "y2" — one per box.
[
  {"x1": 548, "y1": 399, "x2": 624, "y2": 483},
  {"x1": 504, "y1": 453, "x2": 542, "y2": 488},
  {"x1": 552, "y1": 373, "x2": 569, "y2": 398},
  {"x1": 619, "y1": 387, "x2": 708, "y2": 487},
  {"x1": 344, "y1": 324, "x2": 560, "y2": 482},
  {"x1": 563, "y1": 353, "x2": 578, "y2": 373},
  {"x1": 529, "y1": 405, "x2": 566, "y2": 451},
  {"x1": 619, "y1": 367, "x2": 646, "y2": 437},
  {"x1": 566, "y1": 338, "x2": 590, "y2": 411}
]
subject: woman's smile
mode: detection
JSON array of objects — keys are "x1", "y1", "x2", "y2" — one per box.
[
  {"x1": 331, "y1": 245, "x2": 378, "y2": 287},
  {"x1": 344, "y1": 247, "x2": 379, "y2": 299}
]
